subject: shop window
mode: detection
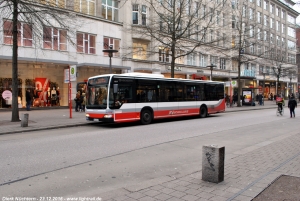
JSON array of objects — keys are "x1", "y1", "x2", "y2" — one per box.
[
  {"x1": 43, "y1": 27, "x2": 67, "y2": 51},
  {"x1": 102, "y1": 0, "x2": 118, "y2": 22},
  {"x1": 103, "y1": 37, "x2": 120, "y2": 57},
  {"x1": 3, "y1": 20, "x2": 33, "y2": 47},
  {"x1": 77, "y1": 32, "x2": 96, "y2": 54}
]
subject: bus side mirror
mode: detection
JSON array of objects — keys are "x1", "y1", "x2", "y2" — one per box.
[{"x1": 113, "y1": 84, "x2": 118, "y2": 94}]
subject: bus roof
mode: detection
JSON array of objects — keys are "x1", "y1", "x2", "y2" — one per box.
[{"x1": 88, "y1": 73, "x2": 224, "y2": 84}]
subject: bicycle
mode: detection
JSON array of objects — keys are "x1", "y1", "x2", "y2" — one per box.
[{"x1": 276, "y1": 105, "x2": 284, "y2": 116}]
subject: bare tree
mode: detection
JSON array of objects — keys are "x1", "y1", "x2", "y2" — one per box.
[
  {"x1": 0, "y1": 0, "x2": 77, "y2": 122},
  {"x1": 126, "y1": 0, "x2": 227, "y2": 78}
]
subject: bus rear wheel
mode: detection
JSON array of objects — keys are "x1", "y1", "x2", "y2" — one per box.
[
  {"x1": 200, "y1": 106, "x2": 207, "y2": 118},
  {"x1": 140, "y1": 109, "x2": 152, "y2": 125}
]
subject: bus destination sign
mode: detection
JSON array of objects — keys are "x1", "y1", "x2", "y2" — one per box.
[{"x1": 89, "y1": 77, "x2": 109, "y2": 85}]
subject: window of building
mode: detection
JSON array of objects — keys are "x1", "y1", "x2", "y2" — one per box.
[
  {"x1": 263, "y1": 0, "x2": 268, "y2": 10},
  {"x1": 288, "y1": 27, "x2": 295, "y2": 38},
  {"x1": 281, "y1": 10, "x2": 286, "y2": 20},
  {"x1": 257, "y1": 28, "x2": 261, "y2": 40},
  {"x1": 232, "y1": 15, "x2": 236, "y2": 28},
  {"x1": 133, "y1": 40, "x2": 148, "y2": 60},
  {"x1": 187, "y1": 53, "x2": 196, "y2": 65},
  {"x1": 265, "y1": 46, "x2": 269, "y2": 58},
  {"x1": 264, "y1": 31, "x2": 268, "y2": 41},
  {"x1": 158, "y1": 47, "x2": 170, "y2": 62},
  {"x1": 103, "y1": 37, "x2": 120, "y2": 56},
  {"x1": 210, "y1": 56, "x2": 218, "y2": 65},
  {"x1": 276, "y1": 7, "x2": 280, "y2": 16},
  {"x1": 288, "y1": 40, "x2": 295, "y2": 50},
  {"x1": 249, "y1": 25, "x2": 254, "y2": 37},
  {"x1": 282, "y1": 24, "x2": 285, "y2": 34},
  {"x1": 77, "y1": 32, "x2": 96, "y2": 54},
  {"x1": 39, "y1": 0, "x2": 66, "y2": 8},
  {"x1": 194, "y1": 25, "x2": 199, "y2": 40},
  {"x1": 220, "y1": 58, "x2": 226, "y2": 69},
  {"x1": 257, "y1": 12, "x2": 261, "y2": 23},
  {"x1": 74, "y1": 0, "x2": 95, "y2": 15},
  {"x1": 276, "y1": 21, "x2": 280, "y2": 31},
  {"x1": 199, "y1": 54, "x2": 207, "y2": 67},
  {"x1": 270, "y1": 33, "x2": 274, "y2": 43},
  {"x1": 257, "y1": 45, "x2": 261, "y2": 55},
  {"x1": 201, "y1": 5, "x2": 206, "y2": 19},
  {"x1": 257, "y1": 0, "x2": 261, "y2": 7},
  {"x1": 175, "y1": 50, "x2": 184, "y2": 64},
  {"x1": 264, "y1": 15, "x2": 268, "y2": 26},
  {"x1": 270, "y1": 4, "x2": 274, "y2": 13},
  {"x1": 242, "y1": 5, "x2": 247, "y2": 17},
  {"x1": 216, "y1": 11, "x2": 220, "y2": 25},
  {"x1": 43, "y1": 27, "x2": 67, "y2": 50},
  {"x1": 222, "y1": 13, "x2": 226, "y2": 27},
  {"x1": 250, "y1": 43, "x2": 254, "y2": 54},
  {"x1": 288, "y1": 14, "x2": 296, "y2": 24},
  {"x1": 281, "y1": 38, "x2": 285, "y2": 47},
  {"x1": 249, "y1": 8, "x2": 253, "y2": 20},
  {"x1": 102, "y1": 0, "x2": 118, "y2": 21},
  {"x1": 270, "y1": 18, "x2": 274, "y2": 29},
  {"x1": 276, "y1": 35, "x2": 280, "y2": 46},
  {"x1": 132, "y1": 4, "x2": 138, "y2": 24},
  {"x1": 142, "y1": 5, "x2": 147, "y2": 25},
  {"x1": 3, "y1": 20, "x2": 33, "y2": 47}
]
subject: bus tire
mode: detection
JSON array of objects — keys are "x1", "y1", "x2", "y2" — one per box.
[
  {"x1": 140, "y1": 109, "x2": 152, "y2": 125},
  {"x1": 200, "y1": 106, "x2": 207, "y2": 118}
]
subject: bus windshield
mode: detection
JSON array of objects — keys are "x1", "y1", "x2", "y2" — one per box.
[{"x1": 86, "y1": 76, "x2": 110, "y2": 109}]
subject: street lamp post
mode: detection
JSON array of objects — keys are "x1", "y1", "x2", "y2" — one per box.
[
  {"x1": 102, "y1": 45, "x2": 118, "y2": 74},
  {"x1": 207, "y1": 63, "x2": 217, "y2": 80}
]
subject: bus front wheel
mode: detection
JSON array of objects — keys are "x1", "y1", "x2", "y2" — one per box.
[
  {"x1": 200, "y1": 106, "x2": 207, "y2": 118},
  {"x1": 140, "y1": 109, "x2": 152, "y2": 125}
]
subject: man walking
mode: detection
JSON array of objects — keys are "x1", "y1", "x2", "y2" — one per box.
[
  {"x1": 288, "y1": 94, "x2": 297, "y2": 118},
  {"x1": 26, "y1": 89, "x2": 32, "y2": 111}
]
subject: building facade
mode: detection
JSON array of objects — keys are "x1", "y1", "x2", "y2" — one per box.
[{"x1": 0, "y1": 0, "x2": 298, "y2": 109}]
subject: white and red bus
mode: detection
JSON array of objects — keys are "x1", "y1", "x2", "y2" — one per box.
[{"x1": 85, "y1": 73, "x2": 225, "y2": 124}]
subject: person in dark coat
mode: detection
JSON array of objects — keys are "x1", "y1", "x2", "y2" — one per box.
[
  {"x1": 258, "y1": 94, "x2": 263, "y2": 105},
  {"x1": 288, "y1": 94, "x2": 297, "y2": 118},
  {"x1": 26, "y1": 89, "x2": 32, "y2": 111}
]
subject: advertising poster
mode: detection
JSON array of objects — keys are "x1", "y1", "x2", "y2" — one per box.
[
  {"x1": 35, "y1": 78, "x2": 49, "y2": 101},
  {"x1": 243, "y1": 90, "x2": 252, "y2": 103}
]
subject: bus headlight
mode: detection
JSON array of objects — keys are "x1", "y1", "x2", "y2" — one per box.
[
  {"x1": 104, "y1": 114, "x2": 113, "y2": 118},
  {"x1": 86, "y1": 114, "x2": 90, "y2": 117}
]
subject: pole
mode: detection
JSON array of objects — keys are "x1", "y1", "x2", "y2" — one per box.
[
  {"x1": 210, "y1": 67, "x2": 212, "y2": 80},
  {"x1": 109, "y1": 54, "x2": 112, "y2": 74},
  {"x1": 69, "y1": 66, "x2": 72, "y2": 118}
]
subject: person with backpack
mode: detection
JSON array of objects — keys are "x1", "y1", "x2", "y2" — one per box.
[{"x1": 288, "y1": 94, "x2": 297, "y2": 118}]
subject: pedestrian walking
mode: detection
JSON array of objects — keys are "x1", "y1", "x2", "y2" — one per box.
[
  {"x1": 26, "y1": 89, "x2": 32, "y2": 111},
  {"x1": 74, "y1": 91, "x2": 82, "y2": 112},
  {"x1": 288, "y1": 94, "x2": 297, "y2": 118},
  {"x1": 81, "y1": 92, "x2": 86, "y2": 112},
  {"x1": 258, "y1": 94, "x2": 263, "y2": 106}
]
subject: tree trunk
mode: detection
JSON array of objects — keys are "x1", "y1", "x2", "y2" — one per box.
[
  {"x1": 237, "y1": 59, "x2": 242, "y2": 107},
  {"x1": 11, "y1": 0, "x2": 20, "y2": 122}
]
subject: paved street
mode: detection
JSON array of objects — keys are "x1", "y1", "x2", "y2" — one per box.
[
  {"x1": 0, "y1": 101, "x2": 277, "y2": 135},
  {"x1": 0, "y1": 100, "x2": 299, "y2": 201}
]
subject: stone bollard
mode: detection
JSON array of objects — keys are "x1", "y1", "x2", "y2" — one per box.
[
  {"x1": 202, "y1": 145, "x2": 225, "y2": 183},
  {"x1": 21, "y1": 113, "x2": 29, "y2": 127}
]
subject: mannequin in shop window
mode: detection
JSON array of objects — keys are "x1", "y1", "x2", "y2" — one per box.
[
  {"x1": 47, "y1": 87, "x2": 51, "y2": 106},
  {"x1": 51, "y1": 87, "x2": 57, "y2": 106},
  {"x1": 56, "y1": 87, "x2": 60, "y2": 106}
]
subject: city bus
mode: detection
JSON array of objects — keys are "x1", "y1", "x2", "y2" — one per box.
[{"x1": 85, "y1": 73, "x2": 225, "y2": 124}]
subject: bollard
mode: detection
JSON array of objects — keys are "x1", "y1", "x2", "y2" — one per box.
[
  {"x1": 202, "y1": 145, "x2": 225, "y2": 183},
  {"x1": 21, "y1": 113, "x2": 29, "y2": 127}
]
